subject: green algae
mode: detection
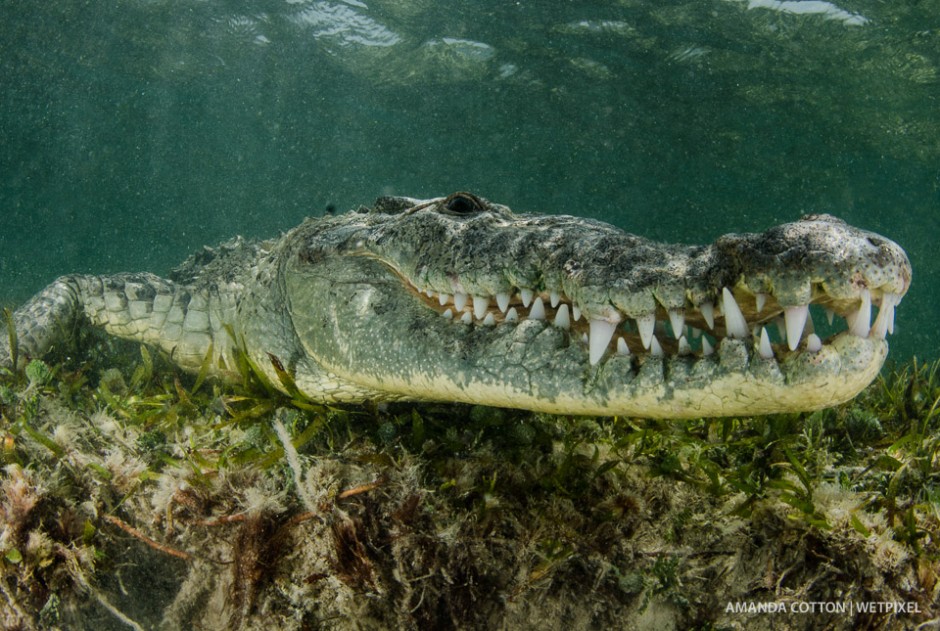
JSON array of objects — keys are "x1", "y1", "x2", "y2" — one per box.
[{"x1": 0, "y1": 339, "x2": 937, "y2": 630}]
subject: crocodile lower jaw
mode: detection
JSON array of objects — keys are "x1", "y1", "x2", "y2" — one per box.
[{"x1": 322, "y1": 331, "x2": 885, "y2": 418}]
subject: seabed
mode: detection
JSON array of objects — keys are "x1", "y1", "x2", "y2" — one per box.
[{"x1": 0, "y1": 332, "x2": 937, "y2": 630}]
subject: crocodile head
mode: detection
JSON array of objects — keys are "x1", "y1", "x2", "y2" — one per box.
[{"x1": 282, "y1": 192, "x2": 911, "y2": 418}]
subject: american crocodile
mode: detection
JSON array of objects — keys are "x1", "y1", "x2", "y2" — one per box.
[{"x1": 0, "y1": 193, "x2": 911, "y2": 418}]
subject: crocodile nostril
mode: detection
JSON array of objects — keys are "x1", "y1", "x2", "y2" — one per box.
[{"x1": 867, "y1": 237, "x2": 885, "y2": 247}]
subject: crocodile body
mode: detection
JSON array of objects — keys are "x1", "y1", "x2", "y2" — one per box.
[{"x1": 0, "y1": 193, "x2": 911, "y2": 418}]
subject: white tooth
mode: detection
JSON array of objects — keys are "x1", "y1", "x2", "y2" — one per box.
[
  {"x1": 482, "y1": 313, "x2": 495, "y2": 326},
  {"x1": 699, "y1": 301, "x2": 715, "y2": 330},
  {"x1": 702, "y1": 336, "x2": 714, "y2": 356},
  {"x1": 691, "y1": 327, "x2": 702, "y2": 339},
  {"x1": 553, "y1": 304, "x2": 570, "y2": 329},
  {"x1": 756, "y1": 293, "x2": 767, "y2": 313},
  {"x1": 806, "y1": 333, "x2": 822, "y2": 352},
  {"x1": 758, "y1": 327, "x2": 773, "y2": 359},
  {"x1": 722, "y1": 288, "x2": 749, "y2": 339},
  {"x1": 825, "y1": 308, "x2": 835, "y2": 326},
  {"x1": 506, "y1": 307, "x2": 519, "y2": 322},
  {"x1": 635, "y1": 313, "x2": 656, "y2": 349},
  {"x1": 848, "y1": 289, "x2": 871, "y2": 337},
  {"x1": 617, "y1": 337, "x2": 630, "y2": 356},
  {"x1": 495, "y1": 292, "x2": 511, "y2": 313},
  {"x1": 589, "y1": 318, "x2": 618, "y2": 365},
  {"x1": 454, "y1": 292, "x2": 468, "y2": 311},
  {"x1": 442, "y1": 308, "x2": 454, "y2": 319},
  {"x1": 581, "y1": 332, "x2": 589, "y2": 344},
  {"x1": 460, "y1": 311, "x2": 473, "y2": 325},
  {"x1": 668, "y1": 309, "x2": 685, "y2": 339},
  {"x1": 871, "y1": 293, "x2": 896, "y2": 339},
  {"x1": 784, "y1": 305, "x2": 809, "y2": 352},
  {"x1": 678, "y1": 336, "x2": 691, "y2": 356},
  {"x1": 473, "y1": 295, "x2": 490, "y2": 320},
  {"x1": 649, "y1": 335, "x2": 664, "y2": 357},
  {"x1": 439, "y1": 293, "x2": 451, "y2": 306},
  {"x1": 572, "y1": 305, "x2": 582, "y2": 322},
  {"x1": 520, "y1": 288, "x2": 534, "y2": 308},
  {"x1": 425, "y1": 288, "x2": 434, "y2": 298},
  {"x1": 886, "y1": 293, "x2": 897, "y2": 335},
  {"x1": 529, "y1": 296, "x2": 546, "y2": 320},
  {"x1": 550, "y1": 291, "x2": 560, "y2": 308}
]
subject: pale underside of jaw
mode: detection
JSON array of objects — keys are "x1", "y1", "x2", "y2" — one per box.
[{"x1": 411, "y1": 279, "x2": 901, "y2": 369}]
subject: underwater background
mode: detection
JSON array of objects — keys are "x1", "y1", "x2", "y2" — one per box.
[{"x1": 0, "y1": 0, "x2": 936, "y2": 362}]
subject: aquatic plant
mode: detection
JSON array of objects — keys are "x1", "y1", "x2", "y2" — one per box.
[{"x1": 0, "y1": 331, "x2": 936, "y2": 629}]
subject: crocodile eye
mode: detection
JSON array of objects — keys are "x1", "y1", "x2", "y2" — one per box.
[{"x1": 443, "y1": 192, "x2": 485, "y2": 215}]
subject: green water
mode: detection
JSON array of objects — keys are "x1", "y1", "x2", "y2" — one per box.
[{"x1": 1, "y1": 0, "x2": 937, "y2": 361}]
